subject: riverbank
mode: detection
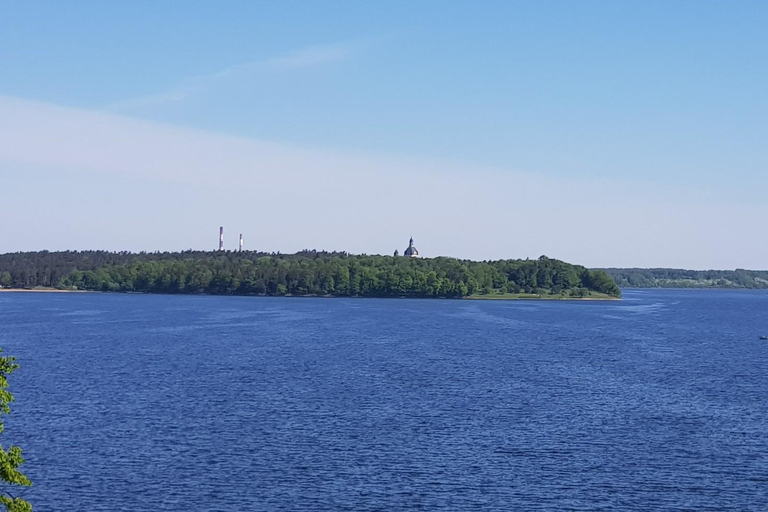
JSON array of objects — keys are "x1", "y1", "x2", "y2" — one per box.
[
  {"x1": 0, "y1": 287, "x2": 89, "y2": 293},
  {"x1": 0, "y1": 288, "x2": 619, "y2": 300},
  {"x1": 466, "y1": 292, "x2": 619, "y2": 301}
]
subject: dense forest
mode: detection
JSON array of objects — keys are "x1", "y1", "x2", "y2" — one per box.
[
  {"x1": 602, "y1": 268, "x2": 768, "y2": 289},
  {"x1": 0, "y1": 250, "x2": 621, "y2": 298}
]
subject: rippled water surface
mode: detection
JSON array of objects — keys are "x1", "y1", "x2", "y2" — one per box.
[{"x1": 1, "y1": 290, "x2": 767, "y2": 510}]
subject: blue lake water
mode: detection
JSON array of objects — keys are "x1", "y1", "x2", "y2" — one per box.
[{"x1": 1, "y1": 290, "x2": 767, "y2": 511}]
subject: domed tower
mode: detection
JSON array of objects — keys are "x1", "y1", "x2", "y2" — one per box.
[{"x1": 404, "y1": 237, "x2": 419, "y2": 258}]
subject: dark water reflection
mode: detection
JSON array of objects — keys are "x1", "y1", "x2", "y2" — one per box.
[{"x1": 1, "y1": 290, "x2": 767, "y2": 510}]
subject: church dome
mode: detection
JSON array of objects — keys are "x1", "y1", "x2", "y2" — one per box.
[{"x1": 404, "y1": 237, "x2": 419, "y2": 257}]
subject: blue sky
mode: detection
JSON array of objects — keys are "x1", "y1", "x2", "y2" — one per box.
[{"x1": 1, "y1": 1, "x2": 767, "y2": 268}]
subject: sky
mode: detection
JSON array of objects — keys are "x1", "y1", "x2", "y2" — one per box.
[{"x1": 1, "y1": 1, "x2": 767, "y2": 269}]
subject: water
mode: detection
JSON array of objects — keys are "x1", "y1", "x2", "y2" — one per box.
[{"x1": 0, "y1": 290, "x2": 767, "y2": 511}]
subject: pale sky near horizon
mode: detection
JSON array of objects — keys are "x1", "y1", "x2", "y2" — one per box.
[{"x1": 1, "y1": 1, "x2": 767, "y2": 269}]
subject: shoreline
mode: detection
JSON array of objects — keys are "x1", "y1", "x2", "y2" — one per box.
[
  {"x1": 0, "y1": 288, "x2": 92, "y2": 293},
  {"x1": 0, "y1": 288, "x2": 620, "y2": 300},
  {"x1": 466, "y1": 294, "x2": 619, "y2": 301}
]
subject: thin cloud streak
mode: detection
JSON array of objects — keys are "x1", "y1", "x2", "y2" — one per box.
[
  {"x1": 254, "y1": 44, "x2": 354, "y2": 71},
  {"x1": 106, "y1": 42, "x2": 355, "y2": 110}
]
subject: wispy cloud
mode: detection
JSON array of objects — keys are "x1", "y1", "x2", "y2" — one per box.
[
  {"x1": 2, "y1": 95, "x2": 763, "y2": 268},
  {"x1": 107, "y1": 42, "x2": 355, "y2": 110},
  {"x1": 255, "y1": 44, "x2": 354, "y2": 72}
]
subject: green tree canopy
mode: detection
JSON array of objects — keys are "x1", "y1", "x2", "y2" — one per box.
[
  {"x1": 15, "y1": 250, "x2": 625, "y2": 298},
  {"x1": 601, "y1": 268, "x2": 768, "y2": 289}
]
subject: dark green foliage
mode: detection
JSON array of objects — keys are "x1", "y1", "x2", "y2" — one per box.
[
  {"x1": 0, "y1": 351, "x2": 31, "y2": 512},
  {"x1": 0, "y1": 250, "x2": 621, "y2": 298},
  {"x1": 602, "y1": 268, "x2": 768, "y2": 289},
  {"x1": 0, "y1": 251, "x2": 155, "y2": 289}
]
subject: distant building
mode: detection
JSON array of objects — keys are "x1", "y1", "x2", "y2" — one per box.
[{"x1": 404, "y1": 237, "x2": 419, "y2": 258}]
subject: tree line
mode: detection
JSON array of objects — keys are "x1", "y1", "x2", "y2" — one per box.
[
  {"x1": 602, "y1": 268, "x2": 768, "y2": 289},
  {"x1": 1, "y1": 250, "x2": 621, "y2": 298}
]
